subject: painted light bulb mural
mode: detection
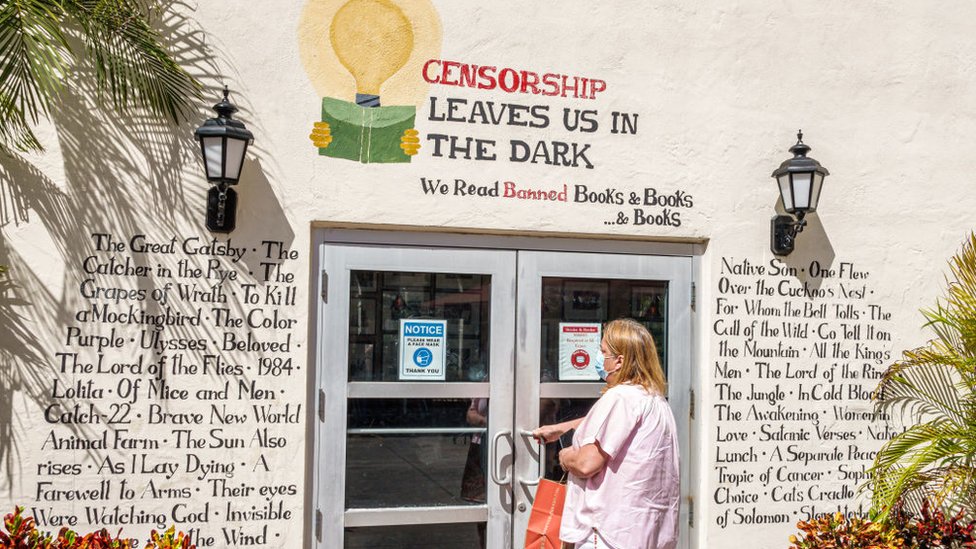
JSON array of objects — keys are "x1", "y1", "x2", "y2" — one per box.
[
  {"x1": 304, "y1": 0, "x2": 437, "y2": 162},
  {"x1": 332, "y1": 0, "x2": 413, "y2": 107}
]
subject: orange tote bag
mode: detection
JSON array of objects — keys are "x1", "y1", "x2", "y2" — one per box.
[{"x1": 524, "y1": 478, "x2": 567, "y2": 549}]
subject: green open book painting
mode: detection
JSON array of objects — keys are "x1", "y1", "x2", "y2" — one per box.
[{"x1": 319, "y1": 97, "x2": 416, "y2": 163}]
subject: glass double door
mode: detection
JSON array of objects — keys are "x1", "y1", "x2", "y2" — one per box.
[{"x1": 313, "y1": 243, "x2": 692, "y2": 549}]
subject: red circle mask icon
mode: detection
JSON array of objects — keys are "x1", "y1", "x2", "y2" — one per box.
[{"x1": 571, "y1": 349, "x2": 590, "y2": 370}]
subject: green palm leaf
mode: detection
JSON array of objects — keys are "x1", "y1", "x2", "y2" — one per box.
[
  {"x1": 0, "y1": 0, "x2": 199, "y2": 152},
  {"x1": 65, "y1": 0, "x2": 199, "y2": 121},
  {"x1": 0, "y1": 0, "x2": 70, "y2": 150},
  {"x1": 869, "y1": 232, "x2": 976, "y2": 522}
]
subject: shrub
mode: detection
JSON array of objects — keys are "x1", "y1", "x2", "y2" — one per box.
[
  {"x1": 1, "y1": 507, "x2": 56, "y2": 548},
  {"x1": 790, "y1": 501, "x2": 976, "y2": 549},
  {"x1": 145, "y1": 527, "x2": 194, "y2": 549},
  {"x1": 789, "y1": 512, "x2": 903, "y2": 549},
  {"x1": 891, "y1": 500, "x2": 976, "y2": 549},
  {"x1": 0, "y1": 507, "x2": 196, "y2": 549},
  {"x1": 52, "y1": 528, "x2": 133, "y2": 549}
]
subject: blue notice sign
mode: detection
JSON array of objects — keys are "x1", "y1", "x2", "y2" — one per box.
[{"x1": 399, "y1": 319, "x2": 448, "y2": 380}]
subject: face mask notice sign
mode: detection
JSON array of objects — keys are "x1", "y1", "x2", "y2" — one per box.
[
  {"x1": 399, "y1": 319, "x2": 448, "y2": 380},
  {"x1": 558, "y1": 322, "x2": 602, "y2": 381}
]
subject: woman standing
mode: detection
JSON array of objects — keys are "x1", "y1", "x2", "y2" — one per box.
[{"x1": 534, "y1": 318, "x2": 680, "y2": 549}]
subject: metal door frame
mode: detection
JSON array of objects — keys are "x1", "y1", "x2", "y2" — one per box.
[
  {"x1": 513, "y1": 251, "x2": 694, "y2": 549},
  {"x1": 311, "y1": 243, "x2": 517, "y2": 548},
  {"x1": 308, "y1": 228, "x2": 701, "y2": 549}
]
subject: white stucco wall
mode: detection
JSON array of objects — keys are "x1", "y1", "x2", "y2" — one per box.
[{"x1": 2, "y1": 1, "x2": 975, "y2": 547}]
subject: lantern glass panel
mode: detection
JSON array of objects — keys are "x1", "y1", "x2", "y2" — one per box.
[
  {"x1": 792, "y1": 172, "x2": 812, "y2": 210},
  {"x1": 202, "y1": 136, "x2": 225, "y2": 179},
  {"x1": 809, "y1": 171, "x2": 824, "y2": 211},
  {"x1": 778, "y1": 174, "x2": 794, "y2": 211},
  {"x1": 224, "y1": 137, "x2": 247, "y2": 181}
]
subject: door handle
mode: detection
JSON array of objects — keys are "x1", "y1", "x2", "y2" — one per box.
[
  {"x1": 489, "y1": 429, "x2": 512, "y2": 486},
  {"x1": 517, "y1": 429, "x2": 546, "y2": 488}
]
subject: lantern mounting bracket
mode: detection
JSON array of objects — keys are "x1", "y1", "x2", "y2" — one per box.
[{"x1": 771, "y1": 213, "x2": 807, "y2": 256}]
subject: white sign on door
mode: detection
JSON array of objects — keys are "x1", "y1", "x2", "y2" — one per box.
[
  {"x1": 399, "y1": 319, "x2": 448, "y2": 380},
  {"x1": 558, "y1": 322, "x2": 602, "y2": 381}
]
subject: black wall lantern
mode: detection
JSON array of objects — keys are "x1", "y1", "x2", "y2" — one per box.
[
  {"x1": 194, "y1": 87, "x2": 254, "y2": 233},
  {"x1": 770, "y1": 130, "x2": 829, "y2": 255}
]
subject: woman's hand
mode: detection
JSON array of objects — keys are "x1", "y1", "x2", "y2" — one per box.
[
  {"x1": 532, "y1": 424, "x2": 566, "y2": 443},
  {"x1": 532, "y1": 417, "x2": 584, "y2": 443}
]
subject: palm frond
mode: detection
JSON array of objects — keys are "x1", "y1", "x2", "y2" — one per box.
[
  {"x1": 875, "y1": 360, "x2": 965, "y2": 424},
  {"x1": 0, "y1": 0, "x2": 71, "y2": 151},
  {"x1": 870, "y1": 430, "x2": 972, "y2": 521},
  {"x1": 0, "y1": 0, "x2": 201, "y2": 151},
  {"x1": 63, "y1": 0, "x2": 200, "y2": 122},
  {"x1": 0, "y1": 108, "x2": 42, "y2": 153},
  {"x1": 870, "y1": 232, "x2": 976, "y2": 523}
]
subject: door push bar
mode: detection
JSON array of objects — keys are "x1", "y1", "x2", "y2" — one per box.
[
  {"x1": 490, "y1": 429, "x2": 512, "y2": 486},
  {"x1": 517, "y1": 429, "x2": 546, "y2": 489}
]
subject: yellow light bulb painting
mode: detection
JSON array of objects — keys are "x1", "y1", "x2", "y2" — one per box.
[
  {"x1": 331, "y1": 0, "x2": 414, "y2": 102},
  {"x1": 299, "y1": 0, "x2": 441, "y2": 164}
]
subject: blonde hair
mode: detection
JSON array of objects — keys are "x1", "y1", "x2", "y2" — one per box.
[{"x1": 603, "y1": 318, "x2": 667, "y2": 395}]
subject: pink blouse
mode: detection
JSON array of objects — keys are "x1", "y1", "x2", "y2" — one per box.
[{"x1": 560, "y1": 384, "x2": 680, "y2": 549}]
